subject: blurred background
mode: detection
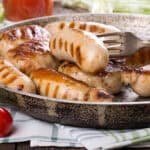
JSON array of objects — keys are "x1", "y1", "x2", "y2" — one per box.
[{"x1": 0, "y1": 0, "x2": 149, "y2": 22}]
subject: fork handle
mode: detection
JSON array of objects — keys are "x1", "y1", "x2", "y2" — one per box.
[{"x1": 139, "y1": 40, "x2": 150, "y2": 48}]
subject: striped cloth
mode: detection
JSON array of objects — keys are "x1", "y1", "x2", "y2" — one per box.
[{"x1": 0, "y1": 102, "x2": 150, "y2": 150}]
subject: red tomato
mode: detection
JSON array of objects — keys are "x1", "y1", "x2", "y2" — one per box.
[
  {"x1": 0, "y1": 108, "x2": 13, "y2": 137},
  {"x1": 3, "y1": 0, "x2": 53, "y2": 21}
]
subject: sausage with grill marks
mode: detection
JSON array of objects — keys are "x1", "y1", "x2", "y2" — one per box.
[
  {"x1": 50, "y1": 28, "x2": 109, "y2": 74},
  {"x1": 31, "y1": 68, "x2": 113, "y2": 102},
  {"x1": 45, "y1": 21, "x2": 120, "y2": 36},
  {"x1": 125, "y1": 47, "x2": 150, "y2": 67},
  {"x1": 0, "y1": 58, "x2": 35, "y2": 93},
  {"x1": 58, "y1": 62, "x2": 122, "y2": 94},
  {"x1": 6, "y1": 40, "x2": 59, "y2": 75},
  {"x1": 0, "y1": 25, "x2": 50, "y2": 57},
  {"x1": 121, "y1": 65, "x2": 150, "y2": 97}
]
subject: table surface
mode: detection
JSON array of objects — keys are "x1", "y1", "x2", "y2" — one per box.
[{"x1": 0, "y1": 1, "x2": 149, "y2": 150}]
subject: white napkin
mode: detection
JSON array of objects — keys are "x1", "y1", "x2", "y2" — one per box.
[{"x1": 0, "y1": 102, "x2": 150, "y2": 150}]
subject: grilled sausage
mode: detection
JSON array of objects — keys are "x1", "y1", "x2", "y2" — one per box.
[
  {"x1": 0, "y1": 58, "x2": 35, "y2": 93},
  {"x1": 31, "y1": 68, "x2": 113, "y2": 102},
  {"x1": 125, "y1": 47, "x2": 150, "y2": 67},
  {"x1": 122, "y1": 65, "x2": 150, "y2": 97},
  {"x1": 45, "y1": 21, "x2": 120, "y2": 36},
  {"x1": 6, "y1": 40, "x2": 59, "y2": 75},
  {"x1": 58, "y1": 62, "x2": 122, "y2": 94},
  {"x1": 50, "y1": 28, "x2": 109, "y2": 74},
  {"x1": 0, "y1": 25, "x2": 50, "y2": 57}
]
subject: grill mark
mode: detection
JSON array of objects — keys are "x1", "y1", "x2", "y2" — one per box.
[
  {"x1": 59, "y1": 38, "x2": 63, "y2": 49},
  {"x1": 1, "y1": 71, "x2": 10, "y2": 78},
  {"x1": 76, "y1": 46, "x2": 82, "y2": 65},
  {"x1": 29, "y1": 26, "x2": 36, "y2": 37},
  {"x1": 45, "y1": 83, "x2": 50, "y2": 96},
  {"x1": 62, "y1": 91, "x2": 68, "y2": 99},
  {"x1": 53, "y1": 38, "x2": 56, "y2": 49},
  {"x1": 35, "y1": 79, "x2": 41, "y2": 94},
  {"x1": 4, "y1": 75, "x2": 17, "y2": 85},
  {"x1": 64, "y1": 40, "x2": 68, "y2": 52},
  {"x1": 12, "y1": 29, "x2": 18, "y2": 38},
  {"x1": 69, "y1": 22, "x2": 75, "y2": 28},
  {"x1": 70, "y1": 43, "x2": 74, "y2": 57},
  {"x1": 50, "y1": 40, "x2": 53, "y2": 50},
  {"x1": 84, "y1": 91, "x2": 89, "y2": 101},
  {"x1": 6, "y1": 29, "x2": 17, "y2": 40},
  {"x1": 52, "y1": 85, "x2": 59, "y2": 98},
  {"x1": 0, "y1": 66, "x2": 9, "y2": 72},
  {"x1": 59, "y1": 22, "x2": 65, "y2": 30},
  {"x1": 90, "y1": 25, "x2": 97, "y2": 32},
  {"x1": 79, "y1": 23, "x2": 86, "y2": 30},
  {"x1": 37, "y1": 79, "x2": 42, "y2": 93},
  {"x1": 17, "y1": 84, "x2": 24, "y2": 90},
  {"x1": 21, "y1": 28, "x2": 26, "y2": 39}
]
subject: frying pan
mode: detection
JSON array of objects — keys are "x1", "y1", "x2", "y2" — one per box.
[{"x1": 0, "y1": 13, "x2": 149, "y2": 129}]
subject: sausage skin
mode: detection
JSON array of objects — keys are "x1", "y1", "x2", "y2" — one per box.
[
  {"x1": 31, "y1": 68, "x2": 113, "y2": 102},
  {"x1": 50, "y1": 28, "x2": 109, "y2": 74}
]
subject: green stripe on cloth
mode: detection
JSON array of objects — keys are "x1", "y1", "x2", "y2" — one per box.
[
  {"x1": 109, "y1": 131, "x2": 120, "y2": 142},
  {"x1": 0, "y1": 136, "x2": 53, "y2": 143},
  {"x1": 119, "y1": 132, "x2": 127, "y2": 141},
  {"x1": 51, "y1": 124, "x2": 59, "y2": 142},
  {"x1": 132, "y1": 135, "x2": 150, "y2": 144},
  {"x1": 0, "y1": 138, "x2": 9, "y2": 143},
  {"x1": 145, "y1": 128, "x2": 150, "y2": 135},
  {"x1": 0, "y1": 136, "x2": 77, "y2": 144},
  {"x1": 132, "y1": 130, "x2": 140, "y2": 140}
]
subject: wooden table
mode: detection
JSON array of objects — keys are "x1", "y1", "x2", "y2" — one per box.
[{"x1": 0, "y1": 2, "x2": 149, "y2": 150}]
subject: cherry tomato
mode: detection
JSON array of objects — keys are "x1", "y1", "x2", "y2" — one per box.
[{"x1": 0, "y1": 108, "x2": 13, "y2": 137}]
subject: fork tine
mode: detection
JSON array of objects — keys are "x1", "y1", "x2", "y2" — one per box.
[
  {"x1": 108, "y1": 50, "x2": 121, "y2": 56},
  {"x1": 99, "y1": 33, "x2": 124, "y2": 45},
  {"x1": 96, "y1": 32, "x2": 123, "y2": 37},
  {"x1": 108, "y1": 48, "x2": 124, "y2": 56},
  {"x1": 107, "y1": 45, "x2": 123, "y2": 51},
  {"x1": 96, "y1": 32, "x2": 127, "y2": 56},
  {"x1": 103, "y1": 40, "x2": 122, "y2": 44}
]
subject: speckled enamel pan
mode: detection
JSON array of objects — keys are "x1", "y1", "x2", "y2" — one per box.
[{"x1": 0, "y1": 13, "x2": 149, "y2": 129}]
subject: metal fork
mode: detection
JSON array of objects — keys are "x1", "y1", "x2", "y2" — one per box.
[{"x1": 97, "y1": 32, "x2": 150, "y2": 57}]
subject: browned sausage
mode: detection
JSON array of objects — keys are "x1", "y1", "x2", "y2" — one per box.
[
  {"x1": 6, "y1": 40, "x2": 59, "y2": 75},
  {"x1": 0, "y1": 25, "x2": 50, "y2": 57},
  {"x1": 122, "y1": 65, "x2": 150, "y2": 97},
  {"x1": 31, "y1": 68, "x2": 113, "y2": 102},
  {"x1": 45, "y1": 21, "x2": 120, "y2": 36},
  {"x1": 0, "y1": 58, "x2": 35, "y2": 93},
  {"x1": 58, "y1": 62, "x2": 122, "y2": 94},
  {"x1": 50, "y1": 28, "x2": 109, "y2": 74}
]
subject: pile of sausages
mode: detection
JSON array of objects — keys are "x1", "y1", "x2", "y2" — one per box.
[{"x1": 0, "y1": 21, "x2": 149, "y2": 103}]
